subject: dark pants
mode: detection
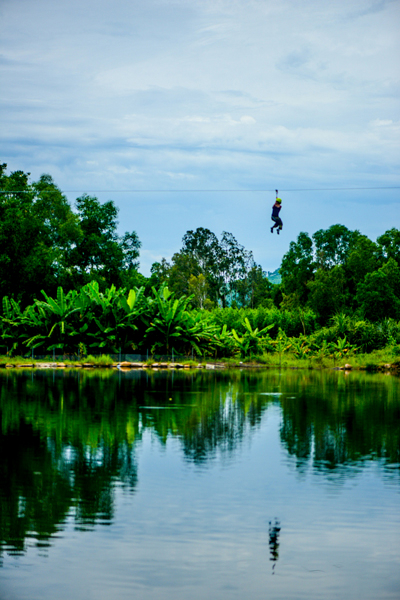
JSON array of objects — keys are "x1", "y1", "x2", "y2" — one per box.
[{"x1": 271, "y1": 216, "x2": 283, "y2": 229}]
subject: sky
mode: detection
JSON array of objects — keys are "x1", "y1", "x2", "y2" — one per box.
[{"x1": 1, "y1": 0, "x2": 399, "y2": 275}]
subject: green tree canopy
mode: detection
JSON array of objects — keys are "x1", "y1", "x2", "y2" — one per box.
[
  {"x1": 377, "y1": 228, "x2": 400, "y2": 265},
  {"x1": 0, "y1": 165, "x2": 141, "y2": 302},
  {"x1": 65, "y1": 194, "x2": 141, "y2": 289},
  {"x1": 356, "y1": 258, "x2": 400, "y2": 321},
  {"x1": 168, "y1": 252, "x2": 201, "y2": 298},
  {"x1": 0, "y1": 164, "x2": 81, "y2": 303},
  {"x1": 280, "y1": 232, "x2": 314, "y2": 304},
  {"x1": 345, "y1": 235, "x2": 382, "y2": 285},
  {"x1": 313, "y1": 224, "x2": 360, "y2": 269},
  {"x1": 307, "y1": 265, "x2": 349, "y2": 323},
  {"x1": 280, "y1": 224, "x2": 400, "y2": 323},
  {"x1": 174, "y1": 228, "x2": 269, "y2": 307}
]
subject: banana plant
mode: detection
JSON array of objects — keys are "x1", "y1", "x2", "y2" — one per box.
[
  {"x1": 178, "y1": 311, "x2": 220, "y2": 356},
  {"x1": 117, "y1": 287, "x2": 147, "y2": 346},
  {"x1": 289, "y1": 335, "x2": 311, "y2": 359},
  {"x1": 312, "y1": 339, "x2": 331, "y2": 362},
  {"x1": 31, "y1": 287, "x2": 82, "y2": 352},
  {"x1": 144, "y1": 285, "x2": 194, "y2": 353},
  {"x1": 84, "y1": 283, "x2": 147, "y2": 352},
  {"x1": 20, "y1": 302, "x2": 52, "y2": 350},
  {"x1": 79, "y1": 281, "x2": 125, "y2": 351},
  {"x1": 231, "y1": 318, "x2": 274, "y2": 357},
  {"x1": 331, "y1": 335, "x2": 358, "y2": 360},
  {"x1": 0, "y1": 296, "x2": 24, "y2": 355},
  {"x1": 211, "y1": 324, "x2": 237, "y2": 357}
]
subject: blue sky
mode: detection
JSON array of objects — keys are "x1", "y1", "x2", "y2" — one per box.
[{"x1": 1, "y1": 0, "x2": 399, "y2": 275}]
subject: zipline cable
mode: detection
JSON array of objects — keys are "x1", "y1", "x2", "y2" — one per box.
[{"x1": 0, "y1": 186, "x2": 399, "y2": 194}]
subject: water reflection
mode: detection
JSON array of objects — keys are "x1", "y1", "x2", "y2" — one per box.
[
  {"x1": 0, "y1": 368, "x2": 399, "y2": 561},
  {"x1": 279, "y1": 374, "x2": 400, "y2": 478},
  {"x1": 268, "y1": 519, "x2": 281, "y2": 573}
]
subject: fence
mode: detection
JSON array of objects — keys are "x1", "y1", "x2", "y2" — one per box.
[{"x1": 20, "y1": 351, "x2": 198, "y2": 363}]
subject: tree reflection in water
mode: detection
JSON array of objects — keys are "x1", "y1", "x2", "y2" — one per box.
[{"x1": 0, "y1": 368, "x2": 399, "y2": 560}]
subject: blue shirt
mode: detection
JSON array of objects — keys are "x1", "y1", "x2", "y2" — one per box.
[{"x1": 272, "y1": 204, "x2": 281, "y2": 217}]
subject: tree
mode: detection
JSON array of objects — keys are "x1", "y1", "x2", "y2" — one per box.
[
  {"x1": 181, "y1": 227, "x2": 221, "y2": 275},
  {"x1": 168, "y1": 252, "x2": 200, "y2": 297},
  {"x1": 356, "y1": 258, "x2": 400, "y2": 321},
  {"x1": 33, "y1": 174, "x2": 82, "y2": 263},
  {"x1": 64, "y1": 194, "x2": 141, "y2": 289},
  {"x1": 219, "y1": 231, "x2": 255, "y2": 306},
  {"x1": 181, "y1": 228, "x2": 222, "y2": 302},
  {"x1": 307, "y1": 265, "x2": 349, "y2": 323},
  {"x1": 236, "y1": 265, "x2": 273, "y2": 308},
  {"x1": 0, "y1": 166, "x2": 142, "y2": 300},
  {"x1": 120, "y1": 269, "x2": 147, "y2": 291},
  {"x1": 146, "y1": 259, "x2": 171, "y2": 293},
  {"x1": 344, "y1": 235, "x2": 382, "y2": 302},
  {"x1": 0, "y1": 164, "x2": 80, "y2": 303},
  {"x1": 313, "y1": 224, "x2": 360, "y2": 269},
  {"x1": 280, "y1": 225, "x2": 379, "y2": 319},
  {"x1": 180, "y1": 228, "x2": 259, "y2": 307},
  {"x1": 377, "y1": 228, "x2": 400, "y2": 266},
  {"x1": 345, "y1": 235, "x2": 381, "y2": 284},
  {"x1": 188, "y1": 274, "x2": 209, "y2": 309},
  {"x1": 280, "y1": 232, "x2": 314, "y2": 304}
]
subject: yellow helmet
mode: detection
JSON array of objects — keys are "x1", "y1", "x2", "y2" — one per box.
[{"x1": 276, "y1": 198, "x2": 282, "y2": 204}]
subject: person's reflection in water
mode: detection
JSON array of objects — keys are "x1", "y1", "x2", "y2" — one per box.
[{"x1": 269, "y1": 519, "x2": 281, "y2": 573}]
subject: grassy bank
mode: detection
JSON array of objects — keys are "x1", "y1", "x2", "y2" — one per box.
[
  {"x1": 0, "y1": 354, "x2": 114, "y2": 367},
  {"x1": 238, "y1": 348, "x2": 400, "y2": 371},
  {"x1": 0, "y1": 349, "x2": 399, "y2": 373}
]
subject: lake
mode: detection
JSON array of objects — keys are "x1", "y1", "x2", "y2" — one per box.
[{"x1": 0, "y1": 368, "x2": 399, "y2": 600}]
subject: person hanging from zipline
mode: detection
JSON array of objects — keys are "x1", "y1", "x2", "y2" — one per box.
[{"x1": 271, "y1": 190, "x2": 283, "y2": 234}]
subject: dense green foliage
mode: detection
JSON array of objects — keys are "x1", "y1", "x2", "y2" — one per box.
[
  {"x1": 1, "y1": 282, "x2": 400, "y2": 359},
  {"x1": 147, "y1": 227, "x2": 273, "y2": 308},
  {"x1": 0, "y1": 164, "x2": 141, "y2": 303},
  {"x1": 280, "y1": 224, "x2": 400, "y2": 323}
]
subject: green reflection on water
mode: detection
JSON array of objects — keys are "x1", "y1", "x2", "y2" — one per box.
[{"x1": 0, "y1": 368, "x2": 399, "y2": 560}]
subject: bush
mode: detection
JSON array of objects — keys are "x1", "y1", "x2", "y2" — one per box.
[{"x1": 85, "y1": 354, "x2": 114, "y2": 366}]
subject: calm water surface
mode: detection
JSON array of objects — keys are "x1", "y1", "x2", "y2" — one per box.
[{"x1": 0, "y1": 368, "x2": 399, "y2": 600}]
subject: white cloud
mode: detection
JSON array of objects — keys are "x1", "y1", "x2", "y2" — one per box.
[
  {"x1": 371, "y1": 119, "x2": 393, "y2": 127},
  {"x1": 239, "y1": 116, "x2": 256, "y2": 124},
  {"x1": 0, "y1": 0, "x2": 399, "y2": 274}
]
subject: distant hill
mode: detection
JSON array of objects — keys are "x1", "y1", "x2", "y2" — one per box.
[{"x1": 267, "y1": 268, "x2": 281, "y2": 284}]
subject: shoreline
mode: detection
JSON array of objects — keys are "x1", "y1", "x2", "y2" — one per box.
[{"x1": 1, "y1": 359, "x2": 399, "y2": 374}]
